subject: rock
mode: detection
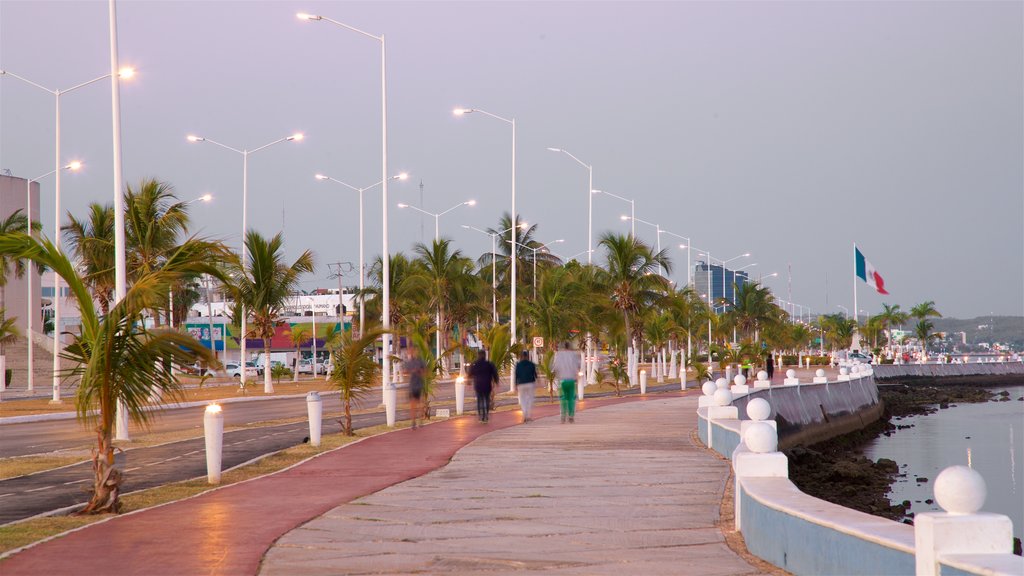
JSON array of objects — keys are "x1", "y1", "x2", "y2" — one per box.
[
  {"x1": 902, "y1": 500, "x2": 911, "y2": 508},
  {"x1": 998, "y1": 390, "x2": 1010, "y2": 397},
  {"x1": 939, "y1": 402, "x2": 949, "y2": 409},
  {"x1": 965, "y1": 436, "x2": 971, "y2": 439},
  {"x1": 916, "y1": 477, "x2": 929, "y2": 483},
  {"x1": 875, "y1": 458, "x2": 899, "y2": 474},
  {"x1": 924, "y1": 498, "x2": 934, "y2": 504}
]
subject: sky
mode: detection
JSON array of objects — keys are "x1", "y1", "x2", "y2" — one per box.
[{"x1": 1, "y1": 0, "x2": 1021, "y2": 320}]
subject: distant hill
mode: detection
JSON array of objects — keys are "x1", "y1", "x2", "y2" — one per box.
[{"x1": 928, "y1": 316, "x2": 1023, "y2": 350}]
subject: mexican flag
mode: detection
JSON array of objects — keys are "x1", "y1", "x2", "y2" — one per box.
[{"x1": 855, "y1": 246, "x2": 889, "y2": 295}]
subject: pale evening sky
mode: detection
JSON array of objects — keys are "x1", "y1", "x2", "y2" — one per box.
[{"x1": 1, "y1": 0, "x2": 1021, "y2": 319}]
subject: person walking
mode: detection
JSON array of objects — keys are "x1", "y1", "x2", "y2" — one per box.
[
  {"x1": 514, "y1": 350, "x2": 537, "y2": 423},
  {"x1": 403, "y1": 347, "x2": 426, "y2": 429},
  {"x1": 765, "y1": 353, "x2": 774, "y2": 381},
  {"x1": 553, "y1": 341, "x2": 581, "y2": 423},
  {"x1": 468, "y1": 349, "x2": 499, "y2": 423}
]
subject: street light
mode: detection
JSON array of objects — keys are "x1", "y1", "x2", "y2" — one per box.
[
  {"x1": 300, "y1": 12, "x2": 396, "y2": 416},
  {"x1": 509, "y1": 238, "x2": 564, "y2": 300},
  {"x1": 2, "y1": 67, "x2": 134, "y2": 404},
  {"x1": 22, "y1": 161, "x2": 82, "y2": 395},
  {"x1": 398, "y1": 200, "x2": 475, "y2": 364},
  {"x1": 837, "y1": 305, "x2": 850, "y2": 320},
  {"x1": 314, "y1": 172, "x2": 408, "y2": 338},
  {"x1": 169, "y1": 194, "x2": 213, "y2": 329},
  {"x1": 454, "y1": 106, "x2": 518, "y2": 387},
  {"x1": 548, "y1": 147, "x2": 596, "y2": 384},
  {"x1": 592, "y1": 189, "x2": 634, "y2": 237},
  {"x1": 462, "y1": 222, "x2": 525, "y2": 325},
  {"x1": 187, "y1": 132, "x2": 303, "y2": 390},
  {"x1": 623, "y1": 215, "x2": 664, "y2": 275}
]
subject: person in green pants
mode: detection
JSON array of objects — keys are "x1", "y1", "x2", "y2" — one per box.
[{"x1": 552, "y1": 341, "x2": 581, "y2": 423}]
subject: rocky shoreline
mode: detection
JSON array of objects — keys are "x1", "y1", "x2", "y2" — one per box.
[{"x1": 784, "y1": 383, "x2": 1023, "y2": 555}]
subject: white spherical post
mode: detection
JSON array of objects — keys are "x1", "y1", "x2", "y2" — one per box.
[
  {"x1": 639, "y1": 369, "x2": 647, "y2": 394},
  {"x1": 786, "y1": 369, "x2": 796, "y2": 379},
  {"x1": 306, "y1": 391, "x2": 323, "y2": 447},
  {"x1": 934, "y1": 465, "x2": 987, "y2": 515},
  {"x1": 702, "y1": 381, "x2": 716, "y2": 396},
  {"x1": 815, "y1": 368, "x2": 825, "y2": 378},
  {"x1": 744, "y1": 421, "x2": 778, "y2": 453},
  {"x1": 455, "y1": 375, "x2": 466, "y2": 415},
  {"x1": 715, "y1": 377, "x2": 728, "y2": 390},
  {"x1": 733, "y1": 374, "x2": 747, "y2": 387},
  {"x1": 746, "y1": 397, "x2": 771, "y2": 421},
  {"x1": 204, "y1": 403, "x2": 224, "y2": 484},
  {"x1": 713, "y1": 388, "x2": 733, "y2": 407}
]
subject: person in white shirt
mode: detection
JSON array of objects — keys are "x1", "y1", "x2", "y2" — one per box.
[{"x1": 553, "y1": 341, "x2": 582, "y2": 423}]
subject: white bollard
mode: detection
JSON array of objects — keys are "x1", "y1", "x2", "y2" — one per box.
[
  {"x1": 385, "y1": 385, "x2": 397, "y2": 427},
  {"x1": 784, "y1": 368, "x2": 800, "y2": 386},
  {"x1": 725, "y1": 364, "x2": 734, "y2": 383},
  {"x1": 115, "y1": 399, "x2": 130, "y2": 441},
  {"x1": 204, "y1": 403, "x2": 224, "y2": 484},
  {"x1": 838, "y1": 367, "x2": 851, "y2": 381},
  {"x1": 915, "y1": 466, "x2": 1015, "y2": 576},
  {"x1": 707, "y1": 388, "x2": 737, "y2": 449},
  {"x1": 731, "y1": 374, "x2": 749, "y2": 395},
  {"x1": 578, "y1": 371, "x2": 585, "y2": 400},
  {"x1": 753, "y1": 370, "x2": 771, "y2": 389},
  {"x1": 306, "y1": 391, "x2": 323, "y2": 447},
  {"x1": 812, "y1": 368, "x2": 828, "y2": 384},
  {"x1": 640, "y1": 369, "x2": 647, "y2": 394},
  {"x1": 455, "y1": 375, "x2": 466, "y2": 415},
  {"x1": 698, "y1": 380, "x2": 717, "y2": 407}
]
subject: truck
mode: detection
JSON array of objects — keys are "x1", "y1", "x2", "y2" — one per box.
[{"x1": 253, "y1": 352, "x2": 290, "y2": 375}]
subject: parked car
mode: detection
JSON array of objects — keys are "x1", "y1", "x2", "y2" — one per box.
[
  {"x1": 848, "y1": 352, "x2": 873, "y2": 363},
  {"x1": 297, "y1": 358, "x2": 318, "y2": 375},
  {"x1": 225, "y1": 362, "x2": 259, "y2": 379}
]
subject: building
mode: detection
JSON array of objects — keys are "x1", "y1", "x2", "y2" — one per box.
[
  {"x1": 692, "y1": 261, "x2": 749, "y2": 308},
  {"x1": 0, "y1": 173, "x2": 43, "y2": 334}
]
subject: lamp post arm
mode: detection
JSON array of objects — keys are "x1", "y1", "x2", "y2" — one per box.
[
  {"x1": 319, "y1": 16, "x2": 383, "y2": 41},
  {"x1": 659, "y1": 229, "x2": 690, "y2": 243},
  {"x1": 468, "y1": 108, "x2": 514, "y2": 125},
  {"x1": 437, "y1": 201, "x2": 471, "y2": 218},
  {"x1": 400, "y1": 203, "x2": 437, "y2": 219},
  {"x1": 249, "y1": 136, "x2": 292, "y2": 155},
  {"x1": 556, "y1": 149, "x2": 590, "y2": 171},
  {"x1": 0, "y1": 70, "x2": 56, "y2": 94},
  {"x1": 64, "y1": 73, "x2": 113, "y2": 95},
  {"x1": 322, "y1": 176, "x2": 362, "y2": 193},
  {"x1": 196, "y1": 138, "x2": 244, "y2": 155}
]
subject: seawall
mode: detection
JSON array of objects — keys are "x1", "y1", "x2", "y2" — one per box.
[{"x1": 874, "y1": 362, "x2": 1024, "y2": 386}]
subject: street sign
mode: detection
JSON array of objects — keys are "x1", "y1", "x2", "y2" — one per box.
[{"x1": 532, "y1": 336, "x2": 544, "y2": 348}]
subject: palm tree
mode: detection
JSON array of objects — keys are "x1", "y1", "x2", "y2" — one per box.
[
  {"x1": 819, "y1": 313, "x2": 857, "y2": 352},
  {"x1": 0, "y1": 232, "x2": 220, "y2": 514},
  {"x1": 409, "y1": 331, "x2": 440, "y2": 420},
  {"x1": 414, "y1": 238, "x2": 476, "y2": 374},
  {"x1": 0, "y1": 313, "x2": 20, "y2": 388},
  {"x1": 523, "y1": 266, "x2": 586, "y2": 350},
  {"x1": 597, "y1": 232, "x2": 671, "y2": 351},
  {"x1": 287, "y1": 325, "x2": 311, "y2": 382},
  {"x1": 910, "y1": 301, "x2": 942, "y2": 321},
  {"x1": 359, "y1": 252, "x2": 423, "y2": 335},
  {"x1": 64, "y1": 203, "x2": 116, "y2": 314},
  {"x1": 0, "y1": 209, "x2": 34, "y2": 360},
  {"x1": 329, "y1": 327, "x2": 385, "y2": 435},
  {"x1": 914, "y1": 318, "x2": 940, "y2": 358},
  {"x1": 228, "y1": 231, "x2": 314, "y2": 394},
  {"x1": 730, "y1": 281, "x2": 778, "y2": 343}
]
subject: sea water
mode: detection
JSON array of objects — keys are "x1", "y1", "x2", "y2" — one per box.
[{"x1": 864, "y1": 385, "x2": 1024, "y2": 542}]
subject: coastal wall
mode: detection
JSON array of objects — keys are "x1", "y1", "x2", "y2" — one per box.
[
  {"x1": 696, "y1": 370, "x2": 1022, "y2": 575},
  {"x1": 729, "y1": 376, "x2": 883, "y2": 449},
  {"x1": 874, "y1": 362, "x2": 1024, "y2": 385}
]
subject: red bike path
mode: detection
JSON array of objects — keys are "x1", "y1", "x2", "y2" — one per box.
[{"x1": 1, "y1": 392, "x2": 685, "y2": 576}]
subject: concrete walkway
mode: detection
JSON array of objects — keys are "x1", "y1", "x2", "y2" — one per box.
[{"x1": 260, "y1": 395, "x2": 760, "y2": 575}]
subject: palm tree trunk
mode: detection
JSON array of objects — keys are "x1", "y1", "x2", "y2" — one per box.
[
  {"x1": 80, "y1": 426, "x2": 122, "y2": 514},
  {"x1": 294, "y1": 345, "x2": 300, "y2": 382}
]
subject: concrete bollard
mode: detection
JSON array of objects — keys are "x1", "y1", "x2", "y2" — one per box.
[
  {"x1": 698, "y1": 381, "x2": 717, "y2": 407},
  {"x1": 914, "y1": 466, "x2": 1016, "y2": 576},
  {"x1": 731, "y1": 374, "x2": 749, "y2": 395},
  {"x1": 838, "y1": 367, "x2": 851, "y2": 381},
  {"x1": 385, "y1": 385, "x2": 397, "y2": 427},
  {"x1": 734, "y1": 407, "x2": 788, "y2": 531},
  {"x1": 753, "y1": 370, "x2": 771, "y2": 389},
  {"x1": 578, "y1": 371, "x2": 586, "y2": 400},
  {"x1": 306, "y1": 391, "x2": 322, "y2": 447},
  {"x1": 784, "y1": 368, "x2": 800, "y2": 386},
  {"x1": 115, "y1": 399, "x2": 130, "y2": 441},
  {"x1": 725, "y1": 364, "x2": 734, "y2": 383},
  {"x1": 805, "y1": 357, "x2": 811, "y2": 369},
  {"x1": 715, "y1": 377, "x2": 729, "y2": 390},
  {"x1": 707, "y1": 388, "x2": 737, "y2": 449},
  {"x1": 455, "y1": 375, "x2": 466, "y2": 415},
  {"x1": 204, "y1": 403, "x2": 224, "y2": 484},
  {"x1": 639, "y1": 369, "x2": 647, "y2": 394},
  {"x1": 812, "y1": 368, "x2": 828, "y2": 384}
]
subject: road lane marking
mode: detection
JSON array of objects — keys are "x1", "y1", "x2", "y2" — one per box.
[
  {"x1": 164, "y1": 456, "x2": 181, "y2": 462},
  {"x1": 62, "y1": 479, "x2": 89, "y2": 485},
  {"x1": 184, "y1": 450, "x2": 200, "y2": 456},
  {"x1": 125, "y1": 467, "x2": 141, "y2": 472},
  {"x1": 0, "y1": 493, "x2": 14, "y2": 498},
  {"x1": 26, "y1": 485, "x2": 54, "y2": 493}
]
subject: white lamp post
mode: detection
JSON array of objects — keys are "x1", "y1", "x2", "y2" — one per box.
[
  {"x1": 1, "y1": 67, "x2": 133, "y2": 404},
  {"x1": 397, "y1": 200, "x2": 475, "y2": 364},
  {"x1": 187, "y1": 133, "x2": 302, "y2": 391},
  {"x1": 837, "y1": 305, "x2": 850, "y2": 320},
  {"x1": 453, "y1": 106, "x2": 518, "y2": 386},
  {"x1": 547, "y1": 147, "x2": 596, "y2": 384},
  {"x1": 314, "y1": 172, "x2": 408, "y2": 338},
  {"x1": 299, "y1": 12, "x2": 395, "y2": 422},
  {"x1": 591, "y1": 189, "x2": 635, "y2": 238},
  {"x1": 21, "y1": 162, "x2": 82, "y2": 395},
  {"x1": 462, "y1": 222, "x2": 524, "y2": 325},
  {"x1": 510, "y1": 239, "x2": 564, "y2": 300},
  {"x1": 624, "y1": 215, "x2": 665, "y2": 276}
]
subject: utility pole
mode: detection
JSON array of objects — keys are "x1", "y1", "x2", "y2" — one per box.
[{"x1": 327, "y1": 262, "x2": 355, "y2": 334}]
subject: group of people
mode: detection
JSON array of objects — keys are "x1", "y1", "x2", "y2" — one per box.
[{"x1": 468, "y1": 342, "x2": 581, "y2": 423}]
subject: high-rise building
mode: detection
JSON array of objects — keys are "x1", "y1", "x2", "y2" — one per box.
[{"x1": 692, "y1": 261, "x2": 749, "y2": 308}]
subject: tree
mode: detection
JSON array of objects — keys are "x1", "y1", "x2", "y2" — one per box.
[
  {"x1": 914, "y1": 319, "x2": 940, "y2": 358},
  {"x1": 287, "y1": 325, "x2": 311, "y2": 382},
  {"x1": 729, "y1": 281, "x2": 779, "y2": 343},
  {"x1": 409, "y1": 331, "x2": 440, "y2": 420},
  {"x1": 413, "y1": 238, "x2": 476, "y2": 374},
  {"x1": 0, "y1": 209, "x2": 34, "y2": 331},
  {"x1": 910, "y1": 301, "x2": 942, "y2": 321},
  {"x1": 596, "y1": 232, "x2": 671, "y2": 351},
  {"x1": 64, "y1": 203, "x2": 117, "y2": 315},
  {"x1": 329, "y1": 328, "x2": 385, "y2": 435},
  {"x1": 227, "y1": 231, "x2": 314, "y2": 394},
  {"x1": 0, "y1": 232, "x2": 220, "y2": 514}
]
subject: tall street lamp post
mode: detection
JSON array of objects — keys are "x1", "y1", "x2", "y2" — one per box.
[
  {"x1": 1, "y1": 67, "x2": 134, "y2": 404},
  {"x1": 453, "y1": 107, "x2": 518, "y2": 387},
  {"x1": 187, "y1": 132, "x2": 302, "y2": 391},
  {"x1": 398, "y1": 200, "x2": 475, "y2": 364},
  {"x1": 299, "y1": 13, "x2": 396, "y2": 417},
  {"x1": 510, "y1": 239, "x2": 564, "y2": 300},
  {"x1": 463, "y1": 223, "x2": 524, "y2": 325},
  {"x1": 591, "y1": 189, "x2": 634, "y2": 238},
  {"x1": 22, "y1": 162, "x2": 82, "y2": 394},
  {"x1": 547, "y1": 147, "x2": 596, "y2": 383},
  {"x1": 315, "y1": 172, "x2": 407, "y2": 338}
]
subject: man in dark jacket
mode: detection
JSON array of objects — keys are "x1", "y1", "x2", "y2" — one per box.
[
  {"x1": 514, "y1": 350, "x2": 537, "y2": 423},
  {"x1": 468, "y1": 349, "x2": 499, "y2": 422}
]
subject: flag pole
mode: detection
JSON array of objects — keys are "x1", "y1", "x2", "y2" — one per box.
[{"x1": 853, "y1": 243, "x2": 858, "y2": 335}]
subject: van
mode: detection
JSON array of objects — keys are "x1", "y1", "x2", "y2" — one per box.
[{"x1": 253, "y1": 352, "x2": 290, "y2": 374}]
